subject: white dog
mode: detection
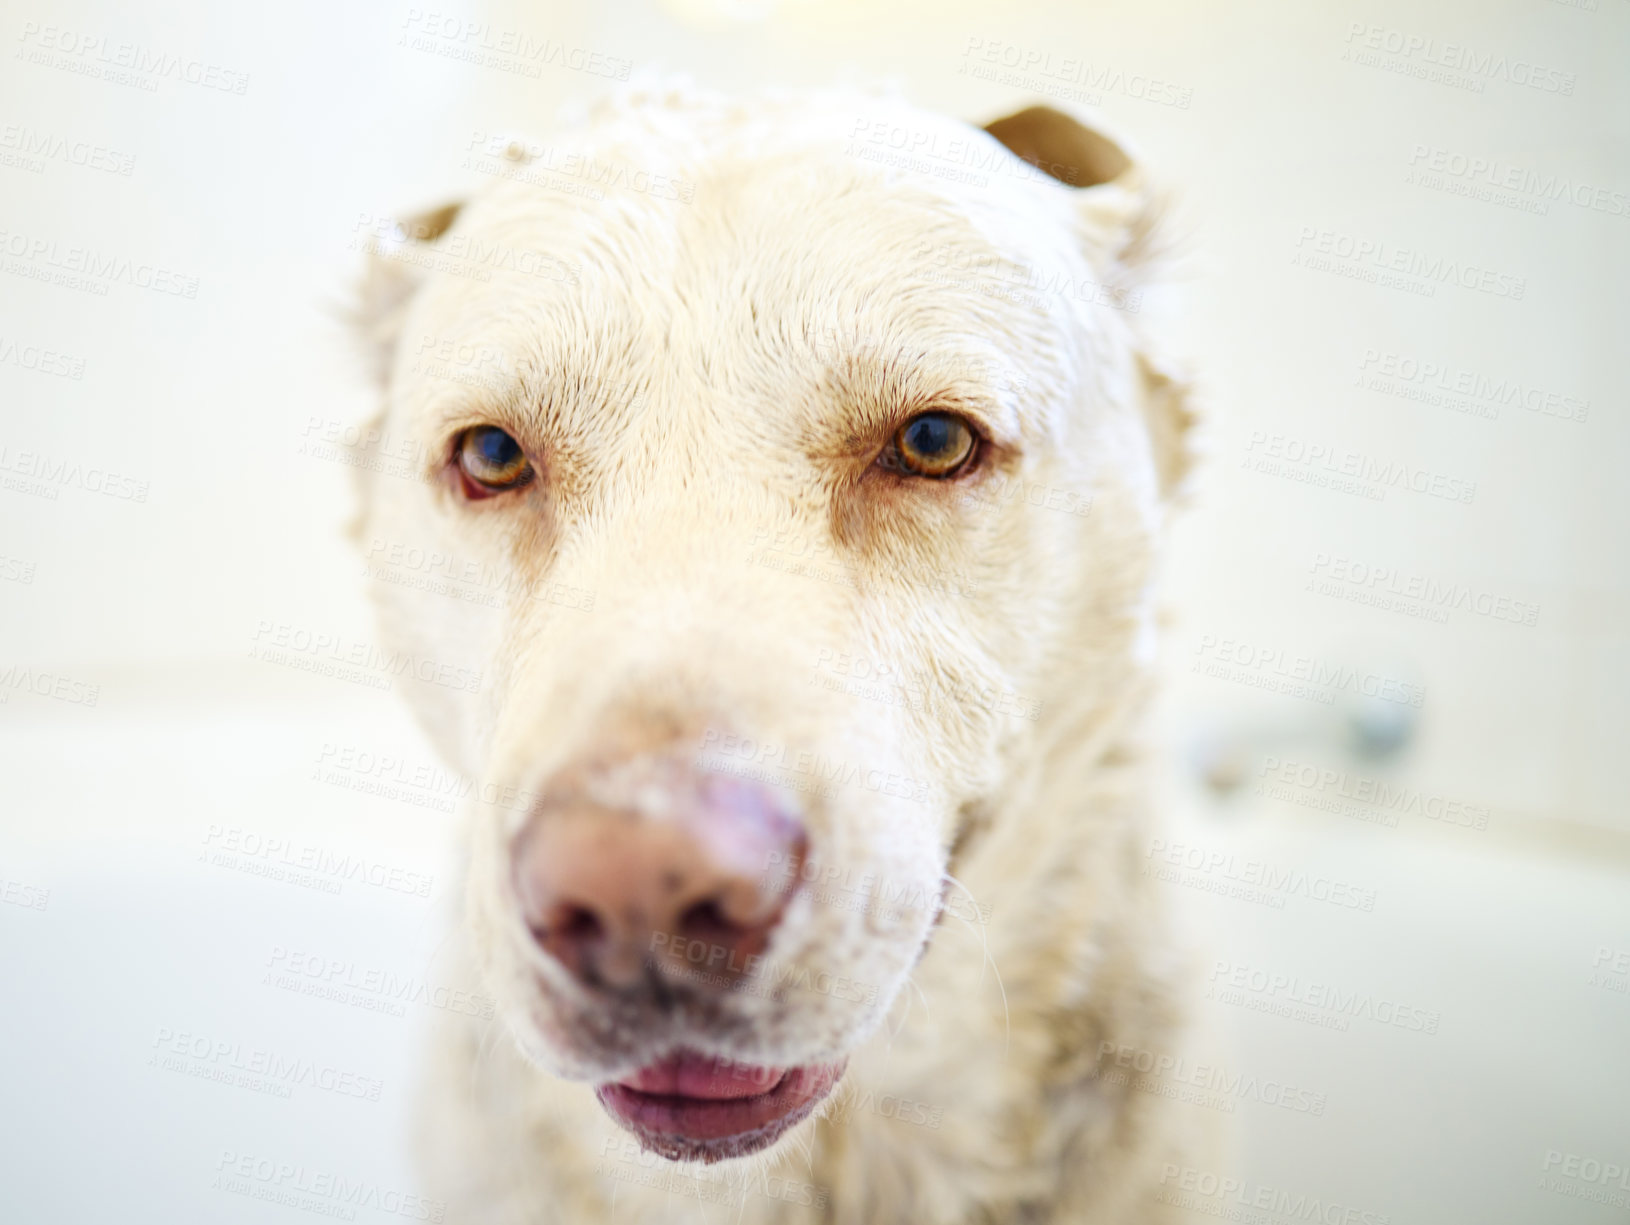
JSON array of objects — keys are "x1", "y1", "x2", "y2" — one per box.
[{"x1": 351, "y1": 85, "x2": 1205, "y2": 1224}]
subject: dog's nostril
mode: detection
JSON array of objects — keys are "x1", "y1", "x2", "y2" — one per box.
[
  {"x1": 678, "y1": 897, "x2": 746, "y2": 942},
  {"x1": 541, "y1": 903, "x2": 605, "y2": 946},
  {"x1": 513, "y1": 764, "x2": 807, "y2": 987}
]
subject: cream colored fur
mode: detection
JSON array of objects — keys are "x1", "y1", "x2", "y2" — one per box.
[{"x1": 351, "y1": 84, "x2": 1210, "y2": 1224}]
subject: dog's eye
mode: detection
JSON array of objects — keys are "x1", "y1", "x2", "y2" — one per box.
[
  {"x1": 884, "y1": 412, "x2": 977, "y2": 479},
  {"x1": 456, "y1": 426, "x2": 534, "y2": 497}
]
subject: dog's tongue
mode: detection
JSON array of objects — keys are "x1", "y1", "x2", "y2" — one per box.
[{"x1": 616, "y1": 1052, "x2": 785, "y2": 1100}]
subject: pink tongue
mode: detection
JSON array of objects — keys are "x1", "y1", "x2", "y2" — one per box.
[{"x1": 617, "y1": 1053, "x2": 786, "y2": 1100}]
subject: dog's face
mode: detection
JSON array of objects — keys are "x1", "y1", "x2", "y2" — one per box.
[{"x1": 353, "y1": 89, "x2": 1188, "y2": 1164}]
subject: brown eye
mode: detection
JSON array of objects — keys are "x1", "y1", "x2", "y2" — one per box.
[
  {"x1": 884, "y1": 412, "x2": 977, "y2": 479},
  {"x1": 456, "y1": 426, "x2": 533, "y2": 497}
]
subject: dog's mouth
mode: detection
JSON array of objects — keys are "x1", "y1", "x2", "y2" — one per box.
[{"x1": 595, "y1": 1050, "x2": 847, "y2": 1163}]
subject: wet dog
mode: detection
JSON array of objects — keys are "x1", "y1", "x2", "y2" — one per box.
[{"x1": 351, "y1": 85, "x2": 1205, "y2": 1223}]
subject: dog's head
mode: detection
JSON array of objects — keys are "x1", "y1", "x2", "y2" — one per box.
[{"x1": 351, "y1": 87, "x2": 1191, "y2": 1164}]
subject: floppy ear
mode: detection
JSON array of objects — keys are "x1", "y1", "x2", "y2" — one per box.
[
  {"x1": 344, "y1": 200, "x2": 463, "y2": 542},
  {"x1": 981, "y1": 103, "x2": 1152, "y2": 263},
  {"x1": 352, "y1": 200, "x2": 464, "y2": 385},
  {"x1": 983, "y1": 104, "x2": 1134, "y2": 189},
  {"x1": 981, "y1": 104, "x2": 1198, "y2": 499}
]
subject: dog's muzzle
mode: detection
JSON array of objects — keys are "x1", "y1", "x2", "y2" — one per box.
[{"x1": 510, "y1": 746, "x2": 844, "y2": 1159}]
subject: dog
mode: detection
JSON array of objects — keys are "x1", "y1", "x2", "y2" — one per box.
[{"x1": 350, "y1": 84, "x2": 1205, "y2": 1224}]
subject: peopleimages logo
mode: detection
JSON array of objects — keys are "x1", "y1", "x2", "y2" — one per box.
[
  {"x1": 760, "y1": 848, "x2": 980, "y2": 925},
  {"x1": 1194, "y1": 635, "x2": 1427, "y2": 708},
  {"x1": 1144, "y1": 839, "x2": 1378, "y2": 912},
  {"x1": 0, "y1": 335, "x2": 87, "y2": 380},
  {"x1": 1156, "y1": 1164, "x2": 1391, "y2": 1225},
  {"x1": 1542, "y1": 1151, "x2": 1630, "y2": 1189},
  {"x1": 1588, "y1": 946, "x2": 1630, "y2": 994},
  {"x1": 0, "y1": 445, "x2": 150, "y2": 502},
  {"x1": 958, "y1": 37, "x2": 1195, "y2": 110},
  {"x1": 1307, "y1": 553, "x2": 1541, "y2": 628},
  {"x1": 1407, "y1": 145, "x2": 1627, "y2": 218},
  {"x1": 397, "y1": 11, "x2": 632, "y2": 81},
  {"x1": 313, "y1": 742, "x2": 558, "y2": 817},
  {"x1": 250, "y1": 620, "x2": 482, "y2": 693},
  {"x1": 1257, "y1": 757, "x2": 1490, "y2": 831},
  {"x1": 647, "y1": 933, "x2": 882, "y2": 1006},
  {"x1": 1357, "y1": 349, "x2": 1589, "y2": 424},
  {"x1": 466, "y1": 132, "x2": 696, "y2": 203},
  {"x1": 1242, "y1": 431, "x2": 1477, "y2": 505},
  {"x1": 696, "y1": 728, "x2": 934, "y2": 806},
  {"x1": 151, "y1": 1028, "x2": 384, "y2": 1101},
  {"x1": 1209, "y1": 960, "x2": 1441, "y2": 1035},
  {"x1": 1341, "y1": 23, "x2": 1576, "y2": 95},
  {"x1": 0, "y1": 873, "x2": 50, "y2": 911},
  {"x1": 0, "y1": 124, "x2": 135, "y2": 175},
  {"x1": 0, "y1": 663, "x2": 100, "y2": 707},
  {"x1": 846, "y1": 117, "x2": 1063, "y2": 187},
  {"x1": 1539, "y1": 1150, "x2": 1630, "y2": 1210},
  {"x1": 1293, "y1": 226, "x2": 1525, "y2": 300},
  {"x1": 810, "y1": 647, "x2": 1043, "y2": 723},
  {"x1": 202, "y1": 824, "x2": 434, "y2": 899},
  {"x1": 15, "y1": 22, "x2": 251, "y2": 94},
  {"x1": 361, "y1": 536, "x2": 597, "y2": 613},
  {"x1": 265, "y1": 946, "x2": 495, "y2": 1020},
  {"x1": 1097, "y1": 1042, "x2": 1328, "y2": 1116},
  {"x1": 352, "y1": 212, "x2": 581, "y2": 286},
  {"x1": 212, "y1": 1151, "x2": 444, "y2": 1221},
  {"x1": 0, "y1": 228, "x2": 201, "y2": 298}
]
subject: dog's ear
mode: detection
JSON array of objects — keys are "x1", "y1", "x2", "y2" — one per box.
[
  {"x1": 983, "y1": 104, "x2": 1133, "y2": 190},
  {"x1": 353, "y1": 200, "x2": 464, "y2": 385},
  {"x1": 345, "y1": 200, "x2": 462, "y2": 541},
  {"x1": 981, "y1": 104, "x2": 1197, "y2": 499},
  {"x1": 980, "y1": 103, "x2": 1147, "y2": 257}
]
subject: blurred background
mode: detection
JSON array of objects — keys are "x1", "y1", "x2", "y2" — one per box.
[{"x1": 1, "y1": 0, "x2": 1625, "y2": 1222}]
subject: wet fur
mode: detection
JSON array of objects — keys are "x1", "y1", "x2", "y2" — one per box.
[{"x1": 351, "y1": 84, "x2": 1211, "y2": 1223}]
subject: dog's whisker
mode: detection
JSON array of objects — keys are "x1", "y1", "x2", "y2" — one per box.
[
  {"x1": 903, "y1": 972, "x2": 932, "y2": 1025},
  {"x1": 882, "y1": 977, "x2": 915, "y2": 1045},
  {"x1": 989, "y1": 953, "x2": 1012, "y2": 1059},
  {"x1": 939, "y1": 876, "x2": 998, "y2": 963},
  {"x1": 738, "y1": 1162, "x2": 771, "y2": 1224},
  {"x1": 467, "y1": 1013, "x2": 500, "y2": 1088},
  {"x1": 794, "y1": 1124, "x2": 817, "y2": 1177},
  {"x1": 941, "y1": 872, "x2": 1011, "y2": 1057}
]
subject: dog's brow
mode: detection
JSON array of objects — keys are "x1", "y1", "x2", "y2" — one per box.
[
  {"x1": 410, "y1": 342, "x2": 645, "y2": 443},
  {"x1": 816, "y1": 346, "x2": 1021, "y2": 446}
]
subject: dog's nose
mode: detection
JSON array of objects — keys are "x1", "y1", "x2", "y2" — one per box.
[{"x1": 513, "y1": 769, "x2": 807, "y2": 989}]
